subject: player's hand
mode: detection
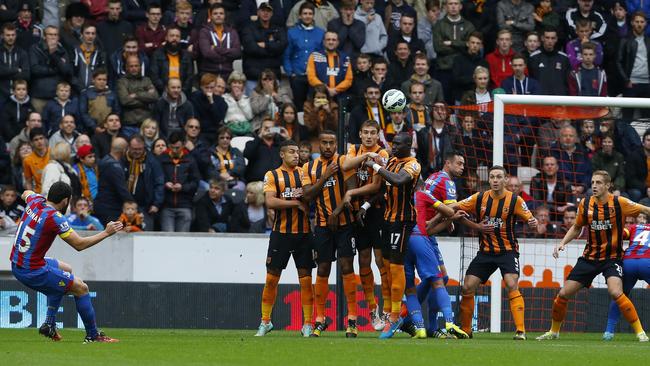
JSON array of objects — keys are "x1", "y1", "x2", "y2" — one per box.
[
  {"x1": 324, "y1": 162, "x2": 339, "y2": 178},
  {"x1": 528, "y1": 217, "x2": 538, "y2": 229},
  {"x1": 478, "y1": 219, "x2": 493, "y2": 233},
  {"x1": 296, "y1": 201, "x2": 308, "y2": 213},
  {"x1": 342, "y1": 192, "x2": 353, "y2": 208},
  {"x1": 553, "y1": 243, "x2": 566, "y2": 259},
  {"x1": 452, "y1": 210, "x2": 469, "y2": 221},
  {"x1": 356, "y1": 207, "x2": 366, "y2": 226},
  {"x1": 364, "y1": 152, "x2": 379, "y2": 160},
  {"x1": 104, "y1": 221, "x2": 124, "y2": 235}
]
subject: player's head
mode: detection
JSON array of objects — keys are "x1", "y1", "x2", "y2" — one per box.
[
  {"x1": 392, "y1": 132, "x2": 412, "y2": 158},
  {"x1": 122, "y1": 200, "x2": 138, "y2": 218},
  {"x1": 443, "y1": 150, "x2": 465, "y2": 178},
  {"x1": 563, "y1": 205, "x2": 578, "y2": 227},
  {"x1": 279, "y1": 139, "x2": 300, "y2": 168},
  {"x1": 47, "y1": 181, "x2": 72, "y2": 212},
  {"x1": 360, "y1": 120, "x2": 380, "y2": 147},
  {"x1": 488, "y1": 165, "x2": 508, "y2": 192},
  {"x1": 319, "y1": 130, "x2": 337, "y2": 159},
  {"x1": 591, "y1": 170, "x2": 612, "y2": 197}
]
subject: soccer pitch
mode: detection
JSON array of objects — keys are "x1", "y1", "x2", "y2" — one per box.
[{"x1": 2, "y1": 329, "x2": 650, "y2": 366}]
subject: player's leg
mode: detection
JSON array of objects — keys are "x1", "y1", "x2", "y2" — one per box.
[
  {"x1": 500, "y1": 253, "x2": 526, "y2": 339},
  {"x1": 604, "y1": 259, "x2": 638, "y2": 339},
  {"x1": 68, "y1": 276, "x2": 118, "y2": 343},
  {"x1": 459, "y1": 253, "x2": 497, "y2": 336},
  {"x1": 388, "y1": 223, "x2": 411, "y2": 323},
  {"x1": 356, "y1": 222, "x2": 382, "y2": 330},
  {"x1": 42, "y1": 258, "x2": 69, "y2": 335},
  {"x1": 605, "y1": 262, "x2": 647, "y2": 341},
  {"x1": 536, "y1": 280, "x2": 583, "y2": 339},
  {"x1": 294, "y1": 233, "x2": 316, "y2": 337},
  {"x1": 337, "y1": 226, "x2": 359, "y2": 337},
  {"x1": 257, "y1": 232, "x2": 290, "y2": 336},
  {"x1": 312, "y1": 227, "x2": 335, "y2": 337},
  {"x1": 380, "y1": 221, "x2": 392, "y2": 319},
  {"x1": 402, "y1": 235, "x2": 427, "y2": 338}
]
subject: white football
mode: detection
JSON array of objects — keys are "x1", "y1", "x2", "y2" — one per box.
[{"x1": 382, "y1": 89, "x2": 407, "y2": 112}]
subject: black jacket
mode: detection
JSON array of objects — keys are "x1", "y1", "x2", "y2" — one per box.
[
  {"x1": 386, "y1": 57, "x2": 414, "y2": 90},
  {"x1": 530, "y1": 173, "x2": 573, "y2": 219},
  {"x1": 194, "y1": 192, "x2": 235, "y2": 232},
  {"x1": 327, "y1": 17, "x2": 366, "y2": 61},
  {"x1": 452, "y1": 50, "x2": 490, "y2": 102},
  {"x1": 150, "y1": 47, "x2": 194, "y2": 95},
  {"x1": 386, "y1": 30, "x2": 425, "y2": 63},
  {"x1": 243, "y1": 135, "x2": 283, "y2": 182},
  {"x1": 625, "y1": 147, "x2": 649, "y2": 191},
  {"x1": 417, "y1": 124, "x2": 456, "y2": 177},
  {"x1": 94, "y1": 154, "x2": 133, "y2": 217},
  {"x1": 617, "y1": 35, "x2": 650, "y2": 84},
  {"x1": 128, "y1": 151, "x2": 165, "y2": 210},
  {"x1": 153, "y1": 92, "x2": 195, "y2": 138},
  {"x1": 189, "y1": 90, "x2": 228, "y2": 142},
  {"x1": 91, "y1": 131, "x2": 125, "y2": 159},
  {"x1": 240, "y1": 20, "x2": 288, "y2": 81},
  {"x1": 528, "y1": 48, "x2": 570, "y2": 95},
  {"x1": 0, "y1": 95, "x2": 34, "y2": 141},
  {"x1": 158, "y1": 150, "x2": 201, "y2": 209},
  {"x1": 96, "y1": 18, "x2": 134, "y2": 59},
  {"x1": 28, "y1": 42, "x2": 73, "y2": 99},
  {"x1": 0, "y1": 42, "x2": 30, "y2": 101}
]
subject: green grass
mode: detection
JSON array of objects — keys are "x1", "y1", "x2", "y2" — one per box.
[{"x1": 2, "y1": 329, "x2": 650, "y2": 366}]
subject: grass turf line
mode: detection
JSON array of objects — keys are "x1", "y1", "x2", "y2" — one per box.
[{"x1": 2, "y1": 329, "x2": 650, "y2": 366}]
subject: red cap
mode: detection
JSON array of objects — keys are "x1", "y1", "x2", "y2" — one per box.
[{"x1": 77, "y1": 144, "x2": 94, "y2": 159}]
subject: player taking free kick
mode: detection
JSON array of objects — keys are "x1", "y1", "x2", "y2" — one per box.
[
  {"x1": 537, "y1": 171, "x2": 650, "y2": 342},
  {"x1": 10, "y1": 182, "x2": 123, "y2": 343}
]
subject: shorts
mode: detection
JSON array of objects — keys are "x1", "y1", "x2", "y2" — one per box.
[
  {"x1": 622, "y1": 258, "x2": 650, "y2": 292},
  {"x1": 313, "y1": 225, "x2": 357, "y2": 263},
  {"x1": 12, "y1": 258, "x2": 74, "y2": 296},
  {"x1": 405, "y1": 234, "x2": 443, "y2": 289},
  {"x1": 382, "y1": 221, "x2": 415, "y2": 265},
  {"x1": 430, "y1": 236, "x2": 445, "y2": 266},
  {"x1": 266, "y1": 232, "x2": 315, "y2": 270},
  {"x1": 355, "y1": 207, "x2": 383, "y2": 251},
  {"x1": 567, "y1": 257, "x2": 623, "y2": 287},
  {"x1": 466, "y1": 251, "x2": 520, "y2": 283}
]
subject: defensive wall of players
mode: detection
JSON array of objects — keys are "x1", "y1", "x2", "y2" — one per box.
[{"x1": 0, "y1": 233, "x2": 649, "y2": 332}]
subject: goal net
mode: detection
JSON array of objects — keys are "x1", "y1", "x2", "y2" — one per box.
[{"x1": 452, "y1": 95, "x2": 650, "y2": 333}]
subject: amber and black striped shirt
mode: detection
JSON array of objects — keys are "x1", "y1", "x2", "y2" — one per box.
[
  {"x1": 576, "y1": 194, "x2": 641, "y2": 261},
  {"x1": 346, "y1": 144, "x2": 389, "y2": 207},
  {"x1": 383, "y1": 156, "x2": 421, "y2": 223},
  {"x1": 263, "y1": 166, "x2": 310, "y2": 234},
  {"x1": 458, "y1": 190, "x2": 533, "y2": 254},
  {"x1": 303, "y1": 154, "x2": 355, "y2": 227}
]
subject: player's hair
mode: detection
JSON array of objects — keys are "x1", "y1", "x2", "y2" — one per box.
[
  {"x1": 395, "y1": 131, "x2": 412, "y2": 145},
  {"x1": 47, "y1": 181, "x2": 72, "y2": 204},
  {"x1": 208, "y1": 178, "x2": 227, "y2": 191},
  {"x1": 581, "y1": 42, "x2": 596, "y2": 52},
  {"x1": 488, "y1": 165, "x2": 508, "y2": 176},
  {"x1": 409, "y1": 81, "x2": 425, "y2": 93},
  {"x1": 280, "y1": 139, "x2": 299, "y2": 151},
  {"x1": 575, "y1": 18, "x2": 592, "y2": 30},
  {"x1": 299, "y1": 1, "x2": 316, "y2": 13},
  {"x1": 13, "y1": 79, "x2": 27, "y2": 89},
  {"x1": 592, "y1": 170, "x2": 612, "y2": 184},
  {"x1": 444, "y1": 150, "x2": 464, "y2": 162},
  {"x1": 360, "y1": 120, "x2": 381, "y2": 132},
  {"x1": 468, "y1": 31, "x2": 483, "y2": 42},
  {"x1": 319, "y1": 129, "x2": 337, "y2": 139}
]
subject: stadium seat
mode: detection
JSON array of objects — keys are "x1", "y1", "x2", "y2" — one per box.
[
  {"x1": 477, "y1": 166, "x2": 488, "y2": 182},
  {"x1": 231, "y1": 136, "x2": 254, "y2": 152},
  {"x1": 517, "y1": 166, "x2": 539, "y2": 195}
]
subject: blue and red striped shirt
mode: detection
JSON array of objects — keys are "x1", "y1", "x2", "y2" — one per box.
[
  {"x1": 415, "y1": 170, "x2": 457, "y2": 235},
  {"x1": 625, "y1": 224, "x2": 650, "y2": 260}
]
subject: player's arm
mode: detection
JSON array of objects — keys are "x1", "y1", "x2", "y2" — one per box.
[
  {"x1": 21, "y1": 190, "x2": 36, "y2": 201},
  {"x1": 265, "y1": 192, "x2": 302, "y2": 210},
  {"x1": 62, "y1": 221, "x2": 123, "y2": 251},
  {"x1": 363, "y1": 159, "x2": 413, "y2": 186},
  {"x1": 636, "y1": 203, "x2": 650, "y2": 217},
  {"x1": 515, "y1": 197, "x2": 538, "y2": 229},
  {"x1": 302, "y1": 163, "x2": 339, "y2": 201},
  {"x1": 341, "y1": 152, "x2": 378, "y2": 171},
  {"x1": 553, "y1": 223, "x2": 584, "y2": 258}
]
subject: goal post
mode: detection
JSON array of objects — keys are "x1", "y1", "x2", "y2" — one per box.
[{"x1": 487, "y1": 94, "x2": 650, "y2": 333}]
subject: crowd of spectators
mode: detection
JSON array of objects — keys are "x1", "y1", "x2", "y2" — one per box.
[{"x1": 0, "y1": 0, "x2": 649, "y2": 235}]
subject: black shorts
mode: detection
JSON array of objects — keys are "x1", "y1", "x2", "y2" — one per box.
[
  {"x1": 382, "y1": 221, "x2": 414, "y2": 265},
  {"x1": 466, "y1": 251, "x2": 520, "y2": 283},
  {"x1": 355, "y1": 207, "x2": 383, "y2": 251},
  {"x1": 267, "y1": 232, "x2": 315, "y2": 270},
  {"x1": 313, "y1": 225, "x2": 357, "y2": 263},
  {"x1": 567, "y1": 257, "x2": 624, "y2": 287}
]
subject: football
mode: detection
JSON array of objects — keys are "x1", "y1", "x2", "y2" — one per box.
[{"x1": 382, "y1": 89, "x2": 407, "y2": 112}]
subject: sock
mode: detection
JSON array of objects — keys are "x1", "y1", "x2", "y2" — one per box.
[
  {"x1": 434, "y1": 286, "x2": 454, "y2": 324},
  {"x1": 605, "y1": 300, "x2": 620, "y2": 334},
  {"x1": 298, "y1": 275, "x2": 313, "y2": 325},
  {"x1": 261, "y1": 273, "x2": 280, "y2": 323},
  {"x1": 551, "y1": 296, "x2": 568, "y2": 333},
  {"x1": 315, "y1": 276, "x2": 329, "y2": 323},
  {"x1": 460, "y1": 294, "x2": 474, "y2": 334},
  {"x1": 342, "y1": 273, "x2": 358, "y2": 321},
  {"x1": 359, "y1": 267, "x2": 377, "y2": 309},
  {"x1": 381, "y1": 259, "x2": 392, "y2": 314},
  {"x1": 75, "y1": 294, "x2": 98, "y2": 338},
  {"x1": 45, "y1": 295, "x2": 63, "y2": 326},
  {"x1": 406, "y1": 293, "x2": 425, "y2": 328},
  {"x1": 615, "y1": 294, "x2": 644, "y2": 334},
  {"x1": 389, "y1": 263, "x2": 405, "y2": 321},
  {"x1": 508, "y1": 290, "x2": 526, "y2": 333}
]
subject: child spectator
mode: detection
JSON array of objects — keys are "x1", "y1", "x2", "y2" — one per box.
[
  {"x1": 0, "y1": 185, "x2": 23, "y2": 228},
  {"x1": 119, "y1": 200, "x2": 144, "y2": 232},
  {"x1": 299, "y1": 141, "x2": 313, "y2": 166},
  {"x1": 568, "y1": 42, "x2": 607, "y2": 96},
  {"x1": 42, "y1": 82, "x2": 80, "y2": 134},
  {"x1": 1, "y1": 80, "x2": 34, "y2": 142},
  {"x1": 79, "y1": 68, "x2": 121, "y2": 134},
  {"x1": 73, "y1": 144, "x2": 99, "y2": 202},
  {"x1": 66, "y1": 197, "x2": 104, "y2": 231},
  {"x1": 579, "y1": 119, "x2": 599, "y2": 159},
  {"x1": 566, "y1": 19, "x2": 604, "y2": 69}
]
